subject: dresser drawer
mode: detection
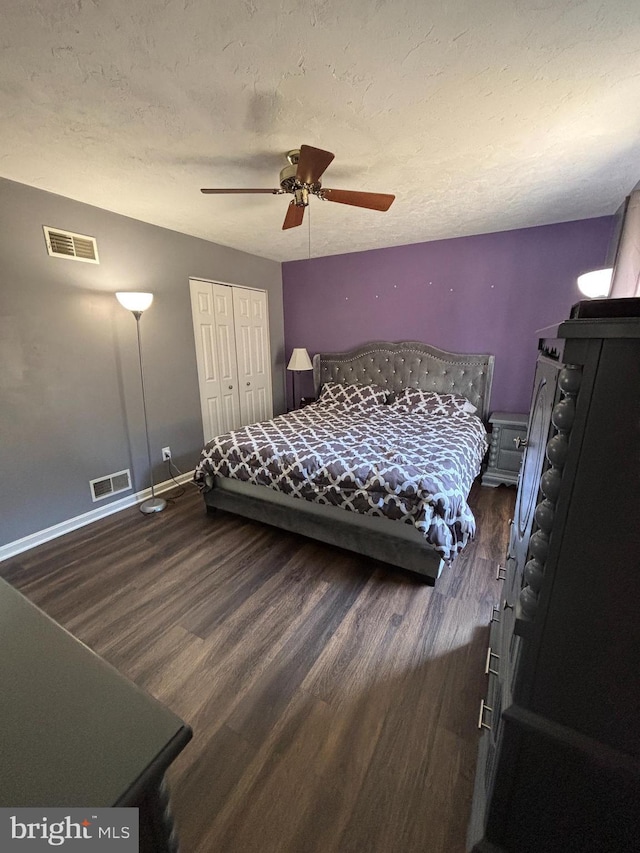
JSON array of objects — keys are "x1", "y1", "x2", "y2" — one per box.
[
  {"x1": 497, "y1": 446, "x2": 524, "y2": 472},
  {"x1": 497, "y1": 427, "x2": 527, "y2": 471}
]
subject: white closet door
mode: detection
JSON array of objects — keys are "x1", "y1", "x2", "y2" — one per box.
[
  {"x1": 189, "y1": 280, "x2": 241, "y2": 442},
  {"x1": 212, "y1": 283, "x2": 242, "y2": 431},
  {"x1": 232, "y1": 287, "x2": 273, "y2": 426}
]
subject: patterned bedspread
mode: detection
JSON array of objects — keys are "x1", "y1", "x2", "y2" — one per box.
[{"x1": 194, "y1": 402, "x2": 488, "y2": 560}]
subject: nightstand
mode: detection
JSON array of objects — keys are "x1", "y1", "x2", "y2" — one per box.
[{"x1": 482, "y1": 411, "x2": 529, "y2": 487}]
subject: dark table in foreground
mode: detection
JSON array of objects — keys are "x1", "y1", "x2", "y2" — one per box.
[{"x1": 0, "y1": 577, "x2": 192, "y2": 852}]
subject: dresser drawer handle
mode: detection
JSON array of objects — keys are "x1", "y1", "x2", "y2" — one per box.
[
  {"x1": 496, "y1": 564, "x2": 506, "y2": 581},
  {"x1": 485, "y1": 647, "x2": 500, "y2": 676},
  {"x1": 491, "y1": 606, "x2": 501, "y2": 624},
  {"x1": 478, "y1": 698, "x2": 493, "y2": 730},
  {"x1": 514, "y1": 435, "x2": 528, "y2": 449}
]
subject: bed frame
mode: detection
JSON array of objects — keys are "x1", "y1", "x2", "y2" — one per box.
[{"x1": 203, "y1": 341, "x2": 494, "y2": 582}]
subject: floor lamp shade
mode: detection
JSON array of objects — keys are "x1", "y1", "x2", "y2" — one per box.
[
  {"x1": 116, "y1": 291, "x2": 154, "y2": 313},
  {"x1": 116, "y1": 292, "x2": 166, "y2": 514},
  {"x1": 287, "y1": 347, "x2": 313, "y2": 408}
]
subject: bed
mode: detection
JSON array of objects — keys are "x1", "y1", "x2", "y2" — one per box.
[{"x1": 194, "y1": 341, "x2": 494, "y2": 582}]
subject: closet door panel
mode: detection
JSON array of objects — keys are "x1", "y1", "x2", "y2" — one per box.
[
  {"x1": 190, "y1": 280, "x2": 241, "y2": 442},
  {"x1": 211, "y1": 283, "x2": 242, "y2": 433},
  {"x1": 190, "y1": 280, "x2": 225, "y2": 442},
  {"x1": 233, "y1": 287, "x2": 273, "y2": 425},
  {"x1": 212, "y1": 287, "x2": 235, "y2": 381}
]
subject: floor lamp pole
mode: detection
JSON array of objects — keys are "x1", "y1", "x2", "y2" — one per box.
[{"x1": 133, "y1": 311, "x2": 166, "y2": 515}]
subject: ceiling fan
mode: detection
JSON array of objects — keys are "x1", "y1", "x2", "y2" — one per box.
[{"x1": 201, "y1": 144, "x2": 395, "y2": 230}]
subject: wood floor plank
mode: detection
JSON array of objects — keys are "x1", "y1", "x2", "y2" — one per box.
[
  {"x1": 1, "y1": 480, "x2": 515, "y2": 853},
  {"x1": 224, "y1": 560, "x2": 371, "y2": 749},
  {"x1": 169, "y1": 722, "x2": 257, "y2": 853},
  {"x1": 301, "y1": 568, "x2": 433, "y2": 707},
  {"x1": 196, "y1": 688, "x2": 339, "y2": 853}
]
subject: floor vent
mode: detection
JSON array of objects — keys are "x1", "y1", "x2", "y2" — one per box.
[
  {"x1": 90, "y1": 469, "x2": 132, "y2": 502},
  {"x1": 43, "y1": 226, "x2": 100, "y2": 264}
]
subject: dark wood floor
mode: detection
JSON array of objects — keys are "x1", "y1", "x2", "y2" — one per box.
[{"x1": 1, "y1": 481, "x2": 514, "y2": 853}]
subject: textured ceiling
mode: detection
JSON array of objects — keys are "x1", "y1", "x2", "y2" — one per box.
[{"x1": 2, "y1": 0, "x2": 640, "y2": 262}]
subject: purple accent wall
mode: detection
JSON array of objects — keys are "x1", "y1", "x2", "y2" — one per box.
[{"x1": 282, "y1": 217, "x2": 614, "y2": 413}]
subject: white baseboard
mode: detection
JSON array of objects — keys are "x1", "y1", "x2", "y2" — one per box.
[{"x1": 0, "y1": 471, "x2": 196, "y2": 562}]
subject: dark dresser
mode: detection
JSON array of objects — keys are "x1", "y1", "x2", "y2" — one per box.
[
  {"x1": 467, "y1": 306, "x2": 640, "y2": 852},
  {"x1": 0, "y1": 577, "x2": 192, "y2": 853}
]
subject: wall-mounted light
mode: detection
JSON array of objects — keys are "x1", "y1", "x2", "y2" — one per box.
[{"x1": 577, "y1": 268, "x2": 613, "y2": 299}]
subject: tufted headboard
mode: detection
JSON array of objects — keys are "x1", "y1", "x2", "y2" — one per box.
[{"x1": 313, "y1": 340, "x2": 495, "y2": 421}]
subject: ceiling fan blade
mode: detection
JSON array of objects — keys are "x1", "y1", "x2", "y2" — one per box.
[
  {"x1": 296, "y1": 145, "x2": 335, "y2": 185},
  {"x1": 282, "y1": 201, "x2": 305, "y2": 230},
  {"x1": 321, "y1": 189, "x2": 395, "y2": 211},
  {"x1": 200, "y1": 188, "x2": 280, "y2": 194}
]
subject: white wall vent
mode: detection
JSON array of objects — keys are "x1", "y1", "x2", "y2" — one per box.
[
  {"x1": 43, "y1": 226, "x2": 100, "y2": 264},
  {"x1": 90, "y1": 469, "x2": 132, "y2": 502}
]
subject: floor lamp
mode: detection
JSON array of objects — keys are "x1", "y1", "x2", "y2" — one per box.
[
  {"x1": 287, "y1": 347, "x2": 313, "y2": 409},
  {"x1": 116, "y1": 292, "x2": 167, "y2": 515}
]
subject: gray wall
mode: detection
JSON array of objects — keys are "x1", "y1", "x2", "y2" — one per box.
[{"x1": 0, "y1": 177, "x2": 284, "y2": 547}]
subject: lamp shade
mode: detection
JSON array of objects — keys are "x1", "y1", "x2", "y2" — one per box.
[
  {"x1": 577, "y1": 268, "x2": 612, "y2": 299},
  {"x1": 287, "y1": 347, "x2": 313, "y2": 371},
  {"x1": 116, "y1": 292, "x2": 154, "y2": 312}
]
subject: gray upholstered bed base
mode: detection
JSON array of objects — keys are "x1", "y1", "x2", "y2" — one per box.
[
  {"x1": 202, "y1": 340, "x2": 494, "y2": 582},
  {"x1": 204, "y1": 477, "x2": 444, "y2": 581}
]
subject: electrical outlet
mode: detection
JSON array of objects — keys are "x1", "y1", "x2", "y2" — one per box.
[{"x1": 162, "y1": 446, "x2": 172, "y2": 461}]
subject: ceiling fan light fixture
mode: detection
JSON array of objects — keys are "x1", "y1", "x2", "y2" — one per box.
[
  {"x1": 279, "y1": 162, "x2": 298, "y2": 191},
  {"x1": 293, "y1": 187, "x2": 309, "y2": 207}
]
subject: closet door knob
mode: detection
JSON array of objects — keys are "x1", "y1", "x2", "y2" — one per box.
[
  {"x1": 228, "y1": 385, "x2": 233, "y2": 390},
  {"x1": 246, "y1": 382, "x2": 251, "y2": 386}
]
